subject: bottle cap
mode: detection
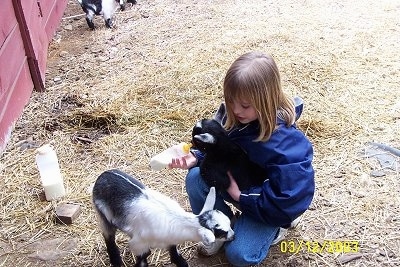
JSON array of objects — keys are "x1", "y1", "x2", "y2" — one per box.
[
  {"x1": 183, "y1": 143, "x2": 192, "y2": 154},
  {"x1": 36, "y1": 144, "x2": 54, "y2": 155}
]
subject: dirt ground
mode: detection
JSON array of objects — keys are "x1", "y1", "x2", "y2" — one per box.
[{"x1": 1, "y1": 0, "x2": 399, "y2": 266}]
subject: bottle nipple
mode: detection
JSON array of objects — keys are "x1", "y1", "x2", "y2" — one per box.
[{"x1": 182, "y1": 143, "x2": 192, "y2": 154}]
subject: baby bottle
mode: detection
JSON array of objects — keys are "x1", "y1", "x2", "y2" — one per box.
[
  {"x1": 35, "y1": 144, "x2": 66, "y2": 201},
  {"x1": 150, "y1": 142, "x2": 192, "y2": 171}
]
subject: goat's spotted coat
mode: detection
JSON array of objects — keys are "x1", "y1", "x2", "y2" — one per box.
[{"x1": 92, "y1": 169, "x2": 234, "y2": 267}]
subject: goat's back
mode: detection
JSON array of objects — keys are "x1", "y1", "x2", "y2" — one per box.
[
  {"x1": 228, "y1": 153, "x2": 267, "y2": 189},
  {"x1": 201, "y1": 146, "x2": 266, "y2": 190},
  {"x1": 92, "y1": 169, "x2": 145, "y2": 225},
  {"x1": 93, "y1": 169, "x2": 144, "y2": 200},
  {"x1": 92, "y1": 169, "x2": 203, "y2": 248}
]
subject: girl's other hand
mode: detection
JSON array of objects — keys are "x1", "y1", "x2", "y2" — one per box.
[
  {"x1": 169, "y1": 153, "x2": 197, "y2": 169},
  {"x1": 227, "y1": 171, "x2": 241, "y2": 202}
]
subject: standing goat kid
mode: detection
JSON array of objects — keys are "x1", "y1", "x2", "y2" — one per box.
[
  {"x1": 77, "y1": 0, "x2": 137, "y2": 30},
  {"x1": 92, "y1": 169, "x2": 234, "y2": 267}
]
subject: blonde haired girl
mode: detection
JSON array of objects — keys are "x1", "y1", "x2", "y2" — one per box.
[{"x1": 171, "y1": 51, "x2": 315, "y2": 266}]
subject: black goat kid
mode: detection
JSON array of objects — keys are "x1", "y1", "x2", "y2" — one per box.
[{"x1": 192, "y1": 119, "x2": 267, "y2": 191}]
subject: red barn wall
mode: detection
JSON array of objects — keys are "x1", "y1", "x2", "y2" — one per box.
[{"x1": 0, "y1": 0, "x2": 68, "y2": 154}]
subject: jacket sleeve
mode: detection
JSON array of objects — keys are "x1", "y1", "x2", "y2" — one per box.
[
  {"x1": 190, "y1": 148, "x2": 205, "y2": 167},
  {"x1": 238, "y1": 129, "x2": 315, "y2": 227}
]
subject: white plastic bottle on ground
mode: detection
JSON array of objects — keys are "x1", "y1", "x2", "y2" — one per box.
[
  {"x1": 35, "y1": 144, "x2": 66, "y2": 201},
  {"x1": 150, "y1": 142, "x2": 192, "y2": 171}
]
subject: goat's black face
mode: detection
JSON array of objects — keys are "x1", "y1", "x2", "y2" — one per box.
[{"x1": 191, "y1": 119, "x2": 227, "y2": 152}]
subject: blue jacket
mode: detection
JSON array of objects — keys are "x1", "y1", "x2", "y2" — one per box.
[{"x1": 194, "y1": 98, "x2": 315, "y2": 227}]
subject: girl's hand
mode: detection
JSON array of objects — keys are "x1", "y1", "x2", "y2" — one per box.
[
  {"x1": 227, "y1": 171, "x2": 241, "y2": 202},
  {"x1": 169, "y1": 153, "x2": 197, "y2": 169}
]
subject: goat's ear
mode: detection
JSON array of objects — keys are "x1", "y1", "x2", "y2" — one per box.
[
  {"x1": 198, "y1": 228, "x2": 215, "y2": 245},
  {"x1": 200, "y1": 187, "x2": 216, "y2": 214}
]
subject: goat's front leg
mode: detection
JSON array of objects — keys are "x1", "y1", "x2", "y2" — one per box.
[
  {"x1": 169, "y1": 245, "x2": 188, "y2": 267},
  {"x1": 134, "y1": 251, "x2": 151, "y2": 267}
]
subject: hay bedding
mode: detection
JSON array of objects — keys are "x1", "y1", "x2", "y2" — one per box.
[{"x1": 1, "y1": 0, "x2": 399, "y2": 266}]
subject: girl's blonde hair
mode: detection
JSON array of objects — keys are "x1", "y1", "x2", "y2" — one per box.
[{"x1": 223, "y1": 51, "x2": 295, "y2": 142}]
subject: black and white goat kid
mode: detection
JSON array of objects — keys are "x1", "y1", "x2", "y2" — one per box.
[
  {"x1": 92, "y1": 169, "x2": 234, "y2": 267},
  {"x1": 77, "y1": 0, "x2": 137, "y2": 30},
  {"x1": 192, "y1": 119, "x2": 267, "y2": 191}
]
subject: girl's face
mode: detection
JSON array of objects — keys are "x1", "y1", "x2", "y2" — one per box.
[{"x1": 231, "y1": 99, "x2": 258, "y2": 124}]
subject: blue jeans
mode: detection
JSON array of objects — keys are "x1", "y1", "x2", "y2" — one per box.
[{"x1": 185, "y1": 167, "x2": 279, "y2": 266}]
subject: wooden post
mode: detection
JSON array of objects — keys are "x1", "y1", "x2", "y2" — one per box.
[{"x1": 12, "y1": 0, "x2": 45, "y2": 91}]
